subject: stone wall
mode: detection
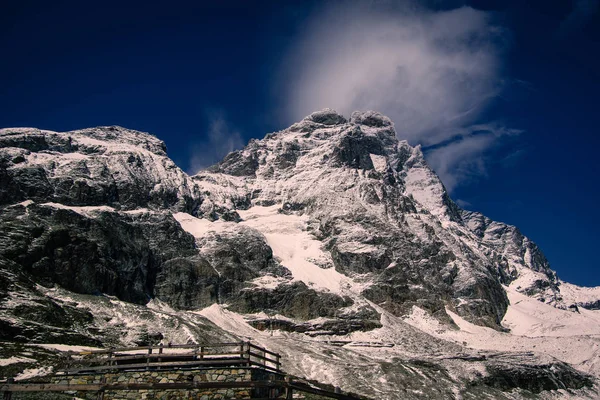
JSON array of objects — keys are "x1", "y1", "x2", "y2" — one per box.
[{"x1": 50, "y1": 367, "x2": 280, "y2": 399}]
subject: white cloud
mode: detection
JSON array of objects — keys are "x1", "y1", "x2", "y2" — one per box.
[
  {"x1": 279, "y1": 2, "x2": 513, "y2": 191},
  {"x1": 426, "y1": 134, "x2": 493, "y2": 192},
  {"x1": 188, "y1": 110, "x2": 244, "y2": 174},
  {"x1": 424, "y1": 123, "x2": 521, "y2": 191}
]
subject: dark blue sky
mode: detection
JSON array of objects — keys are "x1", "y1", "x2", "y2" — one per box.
[{"x1": 1, "y1": 1, "x2": 599, "y2": 286}]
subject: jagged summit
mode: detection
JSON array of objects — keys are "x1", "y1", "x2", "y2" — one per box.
[
  {"x1": 207, "y1": 109, "x2": 398, "y2": 179},
  {"x1": 291, "y1": 108, "x2": 393, "y2": 128},
  {"x1": 303, "y1": 108, "x2": 348, "y2": 125},
  {"x1": 192, "y1": 109, "x2": 571, "y2": 330}
]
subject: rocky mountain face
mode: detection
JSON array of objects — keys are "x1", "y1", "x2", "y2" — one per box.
[
  {"x1": 1, "y1": 112, "x2": 600, "y2": 399},
  {"x1": 194, "y1": 109, "x2": 562, "y2": 327}
]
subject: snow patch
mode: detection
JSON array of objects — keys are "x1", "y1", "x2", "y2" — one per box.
[
  {"x1": 559, "y1": 281, "x2": 600, "y2": 305},
  {"x1": 250, "y1": 275, "x2": 290, "y2": 290},
  {"x1": 403, "y1": 165, "x2": 448, "y2": 219},
  {"x1": 31, "y1": 344, "x2": 103, "y2": 353},
  {"x1": 369, "y1": 154, "x2": 387, "y2": 173},
  {"x1": 123, "y1": 208, "x2": 155, "y2": 215},
  {"x1": 14, "y1": 366, "x2": 54, "y2": 381},
  {"x1": 40, "y1": 202, "x2": 115, "y2": 217},
  {"x1": 335, "y1": 241, "x2": 379, "y2": 254},
  {"x1": 14, "y1": 200, "x2": 34, "y2": 207},
  {"x1": 0, "y1": 356, "x2": 35, "y2": 366},
  {"x1": 173, "y1": 212, "x2": 230, "y2": 239},
  {"x1": 402, "y1": 306, "x2": 445, "y2": 334},
  {"x1": 503, "y1": 287, "x2": 600, "y2": 337},
  {"x1": 196, "y1": 304, "x2": 261, "y2": 339},
  {"x1": 237, "y1": 205, "x2": 362, "y2": 295}
]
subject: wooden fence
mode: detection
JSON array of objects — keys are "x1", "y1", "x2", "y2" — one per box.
[
  {"x1": 0, "y1": 342, "x2": 365, "y2": 399},
  {"x1": 63, "y1": 341, "x2": 281, "y2": 374}
]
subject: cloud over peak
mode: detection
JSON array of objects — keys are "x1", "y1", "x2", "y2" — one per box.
[{"x1": 280, "y1": 2, "x2": 512, "y2": 192}]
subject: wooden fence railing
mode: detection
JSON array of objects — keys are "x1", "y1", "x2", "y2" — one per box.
[
  {"x1": 0, "y1": 342, "x2": 367, "y2": 399},
  {"x1": 62, "y1": 341, "x2": 281, "y2": 374}
]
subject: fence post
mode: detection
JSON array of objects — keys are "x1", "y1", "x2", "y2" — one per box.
[
  {"x1": 276, "y1": 354, "x2": 281, "y2": 372},
  {"x1": 66, "y1": 353, "x2": 72, "y2": 376},
  {"x1": 146, "y1": 347, "x2": 152, "y2": 371},
  {"x1": 96, "y1": 376, "x2": 106, "y2": 400},
  {"x1": 246, "y1": 341, "x2": 252, "y2": 366},
  {"x1": 158, "y1": 345, "x2": 163, "y2": 370},
  {"x1": 3, "y1": 378, "x2": 13, "y2": 400},
  {"x1": 268, "y1": 374, "x2": 276, "y2": 399},
  {"x1": 285, "y1": 375, "x2": 293, "y2": 400}
]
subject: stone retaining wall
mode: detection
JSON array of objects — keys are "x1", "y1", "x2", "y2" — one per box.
[{"x1": 50, "y1": 367, "x2": 279, "y2": 399}]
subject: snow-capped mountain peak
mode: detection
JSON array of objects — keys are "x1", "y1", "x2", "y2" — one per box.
[{"x1": 1, "y1": 110, "x2": 599, "y2": 398}]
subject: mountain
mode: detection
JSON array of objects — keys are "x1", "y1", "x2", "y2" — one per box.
[{"x1": 1, "y1": 110, "x2": 600, "y2": 399}]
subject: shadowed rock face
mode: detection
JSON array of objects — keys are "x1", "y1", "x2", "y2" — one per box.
[
  {"x1": 208, "y1": 148, "x2": 260, "y2": 177},
  {"x1": 331, "y1": 128, "x2": 385, "y2": 170},
  {"x1": 0, "y1": 203, "x2": 197, "y2": 305},
  {"x1": 230, "y1": 281, "x2": 354, "y2": 320},
  {"x1": 482, "y1": 362, "x2": 594, "y2": 393}
]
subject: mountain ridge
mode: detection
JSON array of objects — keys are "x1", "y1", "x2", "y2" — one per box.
[{"x1": 1, "y1": 109, "x2": 599, "y2": 399}]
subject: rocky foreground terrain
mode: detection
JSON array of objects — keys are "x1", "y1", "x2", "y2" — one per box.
[{"x1": 1, "y1": 109, "x2": 600, "y2": 399}]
